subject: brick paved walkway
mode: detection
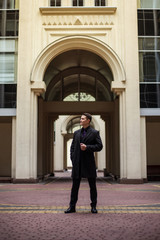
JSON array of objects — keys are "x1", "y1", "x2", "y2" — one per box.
[{"x1": 0, "y1": 172, "x2": 160, "y2": 240}]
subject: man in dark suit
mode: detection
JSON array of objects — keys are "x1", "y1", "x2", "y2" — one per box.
[{"x1": 65, "y1": 113, "x2": 103, "y2": 214}]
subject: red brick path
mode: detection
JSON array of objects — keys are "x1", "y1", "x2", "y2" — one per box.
[{"x1": 0, "y1": 172, "x2": 160, "y2": 240}]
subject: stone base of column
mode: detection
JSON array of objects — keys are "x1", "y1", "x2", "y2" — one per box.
[
  {"x1": 0, "y1": 177, "x2": 12, "y2": 183},
  {"x1": 119, "y1": 178, "x2": 146, "y2": 184},
  {"x1": 12, "y1": 178, "x2": 39, "y2": 184}
]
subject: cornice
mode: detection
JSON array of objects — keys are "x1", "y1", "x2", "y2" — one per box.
[{"x1": 39, "y1": 7, "x2": 117, "y2": 15}]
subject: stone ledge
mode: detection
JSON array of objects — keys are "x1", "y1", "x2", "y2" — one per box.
[
  {"x1": 119, "y1": 178, "x2": 145, "y2": 184},
  {"x1": 12, "y1": 178, "x2": 39, "y2": 184},
  {"x1": 0, "y1": 177, "x2": 12, "y2": 183},
  {"x1": 40, "y1": 7, "x2": 117, "y2": 15}
]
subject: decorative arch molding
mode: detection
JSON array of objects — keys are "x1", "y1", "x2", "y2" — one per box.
[
  {"x1": 61, "y1": 115, "x2": 100, "y2": 135},
  {"x1": 30, "y1": 35, "x2": 126, "y2": 94},
  {"x1": 61, "y1": 115, "x2": 78, "y2": 134}
]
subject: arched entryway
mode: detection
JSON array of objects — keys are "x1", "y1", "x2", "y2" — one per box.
[
  {"x1": 37, "y1": 49, "x2": 121, "y2": 179},
  {"x1": 30, "y1": 36, "x2": 126, "y2": 180}
]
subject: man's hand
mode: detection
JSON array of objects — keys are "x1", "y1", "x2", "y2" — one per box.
[{"x1": 80, "y1": 143, "x2": 87, "y2": 151}]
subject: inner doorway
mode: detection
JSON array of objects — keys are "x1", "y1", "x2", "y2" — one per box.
[
  {"x1": 57, "y1": 115, "x2": 103, "y2": 171},
  {"x1": 37, "y1": 49, "x2": 120, "y2": 179}
]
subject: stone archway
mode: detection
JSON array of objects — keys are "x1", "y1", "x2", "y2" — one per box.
[
  {"x1": 30, "y1": 35, "x2": 126, "y2": 180},
  {"x1": 31, "y1": 35, "x2": 126, "y2": 84}
]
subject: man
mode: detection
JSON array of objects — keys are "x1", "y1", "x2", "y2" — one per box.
[{"x1": 65, "y1": 113, "x2": 103, "y2": 214}]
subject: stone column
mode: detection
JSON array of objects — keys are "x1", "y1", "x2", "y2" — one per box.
[
  {"x1": 111, "y1": 81, "x2": 127, "y2": 181},
  {"x1": 120, "y1": 0, "x2": 142, "y2": 183},
  {"x1": 119, "y1": 90, "x2": 127, "y2": 179},
  {"x1": 29, "y1": 90, "x2": 38, "y2": 179},
  {"x1": 30, "y1": 82, "x2": 46, "y2": 180},
  {"x1": 112, "y1": 80, "x2": 143, "y2": 183},
  {"x1": 13, "y1": 81, "x2": 46, "y2": 183},
  {"x1": 14, "y1": 84, "x2": 31, "y2": 182}
]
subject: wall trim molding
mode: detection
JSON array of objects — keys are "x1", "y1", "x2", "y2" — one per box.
[
  {"x1": 140, "y1": 108, "x2": 160, "y2": 116},
  {"x1": 119, "y1": 178, "x2": 145, "y2": 184},
  {"x1": 0, "y1": 109, "x2": 16, "y2": 116},
  {"x1": 40, "y1": 7, "x2": 117, "y2": 15}
]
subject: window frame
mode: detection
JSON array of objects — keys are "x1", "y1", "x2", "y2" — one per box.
[
  {"x1": 0, "y1": 10, "x2": 19, "y2": 36},
  {"x1": 0, "y1": 39, "x2": 18, "y2": 83}
]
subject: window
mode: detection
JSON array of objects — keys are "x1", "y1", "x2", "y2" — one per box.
[
  {"x1": 138, "y1": 0, "x2": 160, "y2": 9},
  {"x1": 139, "y1": 53, "x2": 160, "y2": 82},
  {"x1": 138, "y1": 10, "x2": 160, "y2": 36},
  {"x1": 64, "y1": 93, "x2": 95, "y2": 101},
  {"x1": 46, "y1": 72, "x2": 112, "y2": 102},
  {"x1": 138, "y1": 9, "x2": 160, "y2": 108},
  {"x1": 140, "y1": 83, "x2": 160, "y2": 108},
  {"x1": 139, "y1": 37, "x2": 160, "y2": 51},
  {"x1": 0, "y1": 84, "x2": 17, "y2": 108},
  {"x1": 44, "y1": 49, "x2": 114, "y2": 102},
  {"x1": 0, "y1": 10, "x2": 19, "y2": 36},
  {"x1": 95, "y1": 0, "x2": 106, "y2": 6},
  {"x1": 0, "y1": 53, "x2": 15, "y2": 82},
  {"x1": 0, "y1": 39, "x2": 18, "y2": 83},
  {"x1": 73, "y1": 0, "x2": 83, "y2": 7},
  {"x1": 50, "y1": 0, "x2": 61, "y2": 6},
  {"x1": 0, "y1": 0, "x2": 19, "y2": 9},
  {"x1": 0, "y1": 4, "x2": 18, "y2": 108}
]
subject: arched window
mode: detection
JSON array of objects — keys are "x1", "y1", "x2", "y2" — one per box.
[
  {"x1": 44, "y1": 50, "x2": 114, "y2": 102},
  {"x1": 64, "y1": 93, "x2": 95, "y2": 101}
]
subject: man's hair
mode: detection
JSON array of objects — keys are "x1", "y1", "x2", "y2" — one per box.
[{"x1": 82, "y1": 113, "x2": 92, "y2": 122}]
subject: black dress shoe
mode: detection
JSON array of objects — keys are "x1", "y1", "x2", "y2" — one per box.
[
  {"x1": 64, "y1": 207, "x2": 76, "y2": 213},
  {"x1": 91, "y1": 207, "x2": 98, "y2": 214}
]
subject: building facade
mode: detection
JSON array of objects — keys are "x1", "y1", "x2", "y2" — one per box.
[{"x1": 0, "y1": 0, "x2": 160, "y2": 183}]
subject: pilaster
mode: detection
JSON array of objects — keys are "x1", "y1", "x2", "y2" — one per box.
[
  {"x1": 13, "y1": 82, "x2": 46, "y2": 183},
  {"x1": 111, "y1": 82, "x2": 127, "y2": 179},
  {"x1": 140, "y1": 117, "x2": 147, "y2": 180}
]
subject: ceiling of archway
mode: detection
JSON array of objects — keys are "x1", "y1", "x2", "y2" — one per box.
[{"x1": 43, "y1": 49, "x2": 114, "y2": 101}]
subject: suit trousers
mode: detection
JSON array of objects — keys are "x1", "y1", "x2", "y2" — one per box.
[{"x1": 70, "y1": 178, "x2": 97, "y2": 208}]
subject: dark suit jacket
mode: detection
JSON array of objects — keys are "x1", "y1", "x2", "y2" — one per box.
[{"x1": 70, "y1": 126, "x2": 103, "y2": 178}]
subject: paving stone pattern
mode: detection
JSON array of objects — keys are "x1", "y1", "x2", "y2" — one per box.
[{"x1": 0, "y1": 172, "x2": 160, "y2": 240}]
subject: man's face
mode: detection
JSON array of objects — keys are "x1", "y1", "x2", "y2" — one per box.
[{"x1": 80, "y1": 115, "x2": 90, "y2": 127}]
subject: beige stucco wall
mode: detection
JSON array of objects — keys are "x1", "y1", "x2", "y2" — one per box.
[{"x1": 14, "y1": 0, "x2": 144, "y2": 181}]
